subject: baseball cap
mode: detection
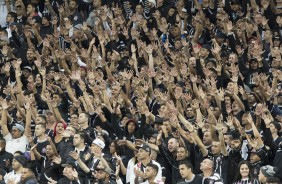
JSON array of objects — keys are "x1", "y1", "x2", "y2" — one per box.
[
  {"x1": 13, "y1": 123, "x2": 25, "y2": 133},
  {"x1": 92, "y1": 139, "x2": 105, "y2": 149},
  {"x1": 96, "y1": 167, "x2": 112, "y2": 175},
  {"x1": 23, "y1": 66, "x2": 32, "y2": 71},
  {"x1": 136, "y1": 144, "x2": 151, "y2": 153},
  {"x1": 260, "y1": 165, "x2": 278, "y2": 177},
  {"x1": 44, "y1": 110, "x2": 54, "y2": 115}
]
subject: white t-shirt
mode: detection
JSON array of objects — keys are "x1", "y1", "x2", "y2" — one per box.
[
  {"x1": 128, "y1": 160, "x2": 162, "y2": 184},
  {"x1": 4, "y1": 170, "x2": 21, "y2": 184},
  {"x1": 4, "y1": 133, "x2": 28, "y2": 154}
]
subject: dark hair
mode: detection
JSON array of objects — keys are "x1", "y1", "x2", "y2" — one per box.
[
  {"x1": 147, "y1": 163, "x2": 159, "y2": 173},
  {"x1": 38, "y1": 114, "x2": 47, "y2": 122},
  {"x1": 8, "y1": 12, "x2": 17, "y2": 21},
  {"x1": 36, "y1": 123, "x2": 46, "y2": 129},
  {"x1": 233, "y1": 161, "x2": 254, "y2": 182},
  {"x1": 110, "y1": 140, "x2": 124, "y2": 156},
  {"x1": 77, "y1": 132, "x2": 88, "y2": 144},
  {"x1": 266, "y1": 177, "x2": 282, "y2": 183},
  {"x1": 179, "y1": 161, "x2": 193, "y2": 170},
  {"x1": 27, "y1": 3, "x2": 37, "y2": 12},
  {"x1": 14, "y1": 151, "x2": 24, "y2": 155}
]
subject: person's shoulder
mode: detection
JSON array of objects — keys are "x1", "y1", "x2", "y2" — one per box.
[{"x1": 176, "y1": 180, "x2": 187, "y2": 184}]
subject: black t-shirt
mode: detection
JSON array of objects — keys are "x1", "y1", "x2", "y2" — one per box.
[
  {"x1": 205, "y1": 153, "x2": 229, "y2": 184},
  {"x1": 177, "y1": 175, "x2": 208, "y2": 184},
  {"x1": 0, "y1": 151, "x2": 13, "y2": 172},
  {"x1": 39, "y1": 156, "x2": 61, "y2": 184}
]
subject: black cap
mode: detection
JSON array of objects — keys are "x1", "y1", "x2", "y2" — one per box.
[
  {"x1": 42, "y1": 14, "x2": 51, "y2": 22},
  {"x1": 62, "y1": 161, "x2": 76, "y2": 168},
  {"x1": 14, "y1": 155, "x2": 26, "y2": 166},
  {"x1": 136, "y1": 144, "x2": 151, "y2": 153},
  {"x1": 230, "y1": 0, "x2": 240, "y2": 4},
  {"x1": 216, "y1": 32, "x2": 227, "y2": 39}
]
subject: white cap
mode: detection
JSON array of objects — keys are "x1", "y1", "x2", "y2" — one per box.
[
  {"x1": 147, "y1": 0, "x2": 156, "y2": 6},
  {"x1": 92, "y1": 139, "x2": 105, "y2": 149}
]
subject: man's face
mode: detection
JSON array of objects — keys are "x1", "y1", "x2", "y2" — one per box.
[
  {"x1": 26, "y1": 50, "x2": 34, "y2": 60},
  {"x1": 179, "y1": 164, "x2": 190, "y2": 179},
  {"x1": 93, "y1": 0, "x2": 101, "y2": 8},
  {"x1": 95, "y1": 169, "x2": 107, "y2": 180},
  {"x1": 228, "y1": 53, "x2": 237, "y2": 63},
  {"x1": 247, "y1": 93, "x2": 256, "y2": 104},
  {"x1": 254, "y1": 14, "x2": 262, "y2": 25},
  {"x1": 73, "y1": 134, "x2": 82, "y2": 147},
  {"x1": 46, "y1": 113, "x2": 55, "y2": 123},
  {"x1": 144, "y1": 166, "x2": 156, "y2": 180},
  {"x1": 26, "y1": 5, "x2": 34, "y2": 15},
  {"x1": 16, "y1": 5, "x2": 23, "y2": 15},
  {"x1": 69, "y1": 0, "x2": 77, "y2": 11},
  {"x1": 111, "y1": 85, "x2": 120, "y2": 97},
  {"x1": 45, "y1": 145, "x2": 54, "y2": 157},
  {"x1": 250, "y1": 60, "x2": 258, "y2": 70},
  {"x1": 70, "y1": 114, "x2": 78, "y2": 125},
  {"x1": 224, "y1": 135, "x2": 232, "y2": 146},
  {"x1": 203, "y1": 132, "x2": 212, "y2": 146},
  {"x1": 21, "y1": 168, "x2": 32, "y2": 181},
  {"x1": 42, "y1": 17, "x2": 49, "y2": 25},
  {"x1": 135, "y1": 5, "x2": 143, "y2": 14},
  {"x1": 35, "y1": 116, "x2": 45, "y2": 124},
  {"x1": 231, "y1": 139, "x2": 242, "y2": 149},
  {"x1": 63, "y1": 166, "x2": 73, "y2": 176},
  {"x1": 137, "y1": 149, "x2": 149, "y2": 160},
  {"x1": 11, "y1": 128, "x2": 22, "y2": 139},
  {"x1": 35, "y1": 125, "x2": 44, "y2": 137},
  {"x1": 78, "y1": 113, "x2": 87, "y2": 124},
  {"x1": 199, "y1": 48, "x2": 209, "y2": 58},
  {"x1": 186, "y1": 108, "x2": 194, "y2": 118},
  {"x1": 200, "y1": 159, "x2": 212, "y2": 171},
  {"x1": 170, "y1": 26, "x2": 180, "y2": 37},
  {"x1": 211, "y1": 141, "x2": 221, "y2": 155},
  {"x1": 176, "y1": 147, "x2": 188, "y2": 161},
  {"x1": 168, "y1": 138, "x2": 179, "y2": 153},
  {"x1": 6, "y1": 14, "x2": 13, "y2": 23},
  {"x1": 12, "y1": 159, "x2": 21, "y2": 170},
  {"x1": 250, "y1": 153, "x2": 260, "y2": 164},
  {"x1": 52, "y1": 94, "x2": 61, "y2": 103}
]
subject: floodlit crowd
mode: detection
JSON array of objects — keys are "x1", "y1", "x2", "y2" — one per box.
[{"x1": 0, "y1": 0, "x2": 282, "y2": 183}]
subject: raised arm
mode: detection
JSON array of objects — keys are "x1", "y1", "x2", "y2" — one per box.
[{"x1": 0, "y1": 100, "x2": 11, "y2": 137}]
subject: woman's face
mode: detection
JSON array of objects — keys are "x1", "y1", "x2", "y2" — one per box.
[
  {"x1": 35, "y1": 74, "x2": 42, "y2": 84},
  {"x1": 168, "y1": 8, "x2": 175, "y2": 16},
  {"x1": 56, "y1": 123, "x2": 65, "y2": 134},
  {"x1": 240, "y1": 164, "x2": 250, "y2": 178},
  {"x1": 27, "y1": 75, "x2": 34, "y2": 83},
  {"x1": 109, "y1": 142, "x2": 116, "y2": 154}
]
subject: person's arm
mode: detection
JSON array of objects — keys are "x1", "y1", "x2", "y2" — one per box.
[
  {"x1": 114, "y1": 152, "x2": 127, "y2": 175},
  {"x1": 30, "y1": 144, "x2": 42, "y2": 160},
  {"x1": 0, "y1": 100, "x2": 10, "y2": 137},
  {"x1": 69, "y1": 151, "x2": 91, "y2": 173},
  {"x1": 51, "y1": 101, "x2": 64, "y2": 123},
  {"x1": 247, "y1": 114, "x2": 264, "y2": 147},
  {"x1": 15, "y1": 67, "x2": 25, "y2": 106},
  {"x1": 214, "y1": 122, "x2": 228, "y2": 156},
  {"x1": 24, "y1": 99, "x2": 32, "y2": 137}
]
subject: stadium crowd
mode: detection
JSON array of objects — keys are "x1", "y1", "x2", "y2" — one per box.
[{"x1": 0, "y1": 0, "x2": 282, "y2": 183}]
